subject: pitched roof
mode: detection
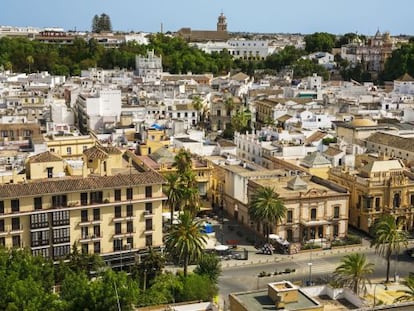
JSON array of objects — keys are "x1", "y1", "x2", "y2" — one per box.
[
  {"x1": 360, "y1": 160, "x2": 404, "y2": 174},
  {"x1": 287, "y1": 175, "x2": 308, "y2": 191},
  {"x1": 305, "y1": 131, "x2": 328, "y2": 144},
  {"x1": 301, "y1": 151, "x2": 331, "y2": 168},
  {"x1": 230, "y1": 72, "x2": 249, "y2": 82},
  {"x1": 396, "y1": 73, "x2": 414, "y2": 82},
  {"x1": 324, "y1": 147, "x2": 343, "y2": 157},
  {"x1": 365, "y1": 132, "x2": 414, "y2": 153},
  {"x1": 0, "y1": 171, "x2": 165, "y2": 199},
  {"x1": 217, "y1": 139, "x2": 236, "y2": 148},
  {"x1": 83, "y1": 146, "x2": 121, "y2": 160},
  {"x1": 29, "y1": 151, "x2": 63, "y2": 163},
  {"x1": 277, "y1": 114, "x2": 293, "y2": 122},
  {"x1": 148, "y1": 147, "x2": 175, "y2": 164}
]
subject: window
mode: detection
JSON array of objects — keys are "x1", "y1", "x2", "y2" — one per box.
[
  {"x1": 47, "y1": 167, "x2": 53, "y2": 178},
  {"x1": 333, "y1": 224, "x2": 339, "y2": 237},
  {"x1": 52, "y1": 211, "x2": 69, "y2": 226},
  {"x1": 93, "y1": 225, "x2": 100, "y2": 237},
  {"x1": 34, "y1": 197, "x2": 42, "y2": 210},
  {"x1": 11, "y1": 218, "x2": 20, "y2": 231},
  {"x1": 53, "y1": 228, "x2": 70, "y2": 244},
  {"x1": 81, "y1": 226, "x2": 89, "y2": 239},
  {"x1": 30, "y1": 213, "x2": 48, "y2": 229},
  {"x1": 80, "y1": 192, "x2": 88, "y2": 205},
  {"x1": 126, "y1": 204, "x2": 133, "y2": 217},
  {"x1": 286, "y1": 229, "x2": 293, "y2": 242},
  {"x1": 115, "y1": 223, "x2": 121, "y2": 234},
  {"x1": 126, "y1": 188, "x2": 133, "y2": 200},
  {"x1": 310, "y1": 208, "x2": 317, "y2": 221},
  {"x1": 114, "y1": 189, "x2": 121, "y2": 201},
  {"x1": 94, "y1": 242, "x2": 101, "y2": 254},
  {"x1": 287, "y1": 210, "x2": 293, "y2": 223},
  {"x1": 53, "y1": 245, "x2": 70, "y2": 259},
  {"x1": 12, "y1": 235, "x2": 21, "y2": 248},
  {"x1": 113, "y1": 238, "x2": 122, "y2": 252},
  {"x1": 90, "y1": 191, "x2": 103, "y2": 204},
  {"x1": 127, "y1": 221, "x2": 133, "y2": 233},
  {"x1": 11, "y1": 199, "x2": 19, "y2": 213},
  {"x1": 31, "y1": 230, "x2": 49, "y2": 247},
  {"x1": 52, "y1": 195, "x2": 67, "y2": 208},
  {"x1": 376, "y1": 197, "x2": 381, "y2": 210},
  {"x1": 333, "y1": 206, "x2": 340, "y2": 219},
  {"x1": 126, "y1": 237, "x2": 133, "y2": 249},
  {"x1": 0, "y1": 219, "x2": 4, "y2": 232},
  {"x1": 81, "y1": 210, "x2": 88, "y2": 222},
  {"x1": 0, "y1": 201, "x2": 3, "y2": 214},
  {"x1": 145, "y1": 235, "x2": 152, "y2": 247},
  {"x1": 115, "y1": 206, "x2": 122, "y2": 218},
  {"x1": 66, "y1": 147, "x2": 72, "y2": 155},
  {"x1": 145, "y1": 186, "x2": 152, "y2": 198},
  {"x1": 145, "y1": 202, "x2": 152, "y2": 215},
  {"x1": 81, "y1": 243, "x2": 88, "y2": 254},
  {"x1": 0, "y1": 237, "x2": 5, "y2": 247},
  {"x1": 93, "y1": 208, "x2": 100, "y2": 221},
  {"x1": 145, "y1": 219, "x2": 153, "y2": 231}
]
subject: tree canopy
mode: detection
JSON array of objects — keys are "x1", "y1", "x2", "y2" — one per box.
[
  {"x1": 92, "y1": 13, "x2": 112, "y2": 33},
  {"x1": 304, "y1": 32, "x2": 336, "y2": 53}
]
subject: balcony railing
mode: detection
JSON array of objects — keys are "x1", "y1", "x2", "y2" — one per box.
[
  {"x1": 79, "y1": 217, "x2": 102, "y2": 226},
  {"x1": 79, "y1": 233, "x2": 103, "y2": 242}
]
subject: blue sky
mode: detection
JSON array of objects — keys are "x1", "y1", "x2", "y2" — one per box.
[{"x1": 1, "y1": 0, "x2": 413, "y2": 35}]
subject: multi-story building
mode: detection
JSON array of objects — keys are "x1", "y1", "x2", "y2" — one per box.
[
  {"x1": 44, "y1": 133, "x2": 97, "y2": 159},
  {"x1": 135, "y1": 50, "x2": 163, "y2": 83},
  {"x1": 328, "y1": 158, "x2": 414, "y2": 234},
  {"x1": 247, "y1": 175, "x2": 349, "y2": 246},
  {"x1": 0, "y1": 148, "x2": 166, "y2": 267}
]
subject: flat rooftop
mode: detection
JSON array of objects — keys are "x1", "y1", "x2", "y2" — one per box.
[{"x1": 232, "y1": 288, "x2": 319, "y2": 311}]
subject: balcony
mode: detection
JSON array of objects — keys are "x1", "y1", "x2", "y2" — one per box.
[
  {"x1": 9, "y1": 225, "x2": 24, "y2": 234},
  {"x1": 79, "y1": 217, "x2": 102, "y2": 226},
  {"x1": 113, "y1": 214, "x2": 135, "y2": 222},
  {"x1": 143, "y1": 210, "x2": 153, "y2": 219},
  {"x1": 144, "y1": 227, "x2": 154, "y2": 235},
  {"x1": 113, "y1": 230, "x2": 135, "y2": 239},
  {"x1": 79, "y1": 233, "x2": 103, "y2": 243}
]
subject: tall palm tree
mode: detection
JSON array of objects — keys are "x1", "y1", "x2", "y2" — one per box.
[
  {"x1": 192, "y1": 95, "x2": 204, "y2": 125},
  {"x1": 164, "y1": 212, "x2": 207, "y2": 277},
  {"x1": 173, "y1": 149, "x2": 192, "y2": 174},
  {"x1": 333, "y1": 253, "x2": 374, "y2": 295},
  {"x1": 371, "y1": 215, "x2": 408, "y2": 283},
  {"x1": 395, "y1": 275, "x2": 414, "y2": 302},
  {"x1": 248, "y1": 186, "x2": 286, "y2": 242},
  {"x1": 164, "y1": 173, "x2": 184, "y2": 226}
]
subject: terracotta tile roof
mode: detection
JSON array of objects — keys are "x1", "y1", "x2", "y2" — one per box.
[
  {"x1": 0, "y1": 171, "x2": 165, "y2": 199},
  {"x1": 305, "y1": 131, "x2": 328, "y2": 144},
  {"x1": 29, "y1": 151, "x2": 63, "y2": 163},
  {"x1": 83, "y1": 146, "x2": 121, "y2": 159},
  {"x1": 324, "y1": 147, "x2": 343, "y2": 157},
  {"x1": 365, "y1": 132, "x2": 414, "y2": 152}
]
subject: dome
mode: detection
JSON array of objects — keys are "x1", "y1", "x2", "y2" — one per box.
[{"x1": 349, "y1": 118, "x2": 377, "y2": 127}]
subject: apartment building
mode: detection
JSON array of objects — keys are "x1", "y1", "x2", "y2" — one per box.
[
  {"x1": 328, "y1": 158, "x2": 414, "y2": 234},
  {"x1": 0, "y1": 149, "x2": 166, "y2": 267}
]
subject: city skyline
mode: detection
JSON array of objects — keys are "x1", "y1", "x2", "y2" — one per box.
[{"x1": 1, "y1": 0, "x2": 413, "y2": 36}]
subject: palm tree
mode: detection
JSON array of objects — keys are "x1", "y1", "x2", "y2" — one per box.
[
  {"x1": 164, "y1": 212, "x2": 207, "y2": 277},
  {"x1": 333, "y1": 253, "x2": 374, "y2": 295},
  {"x1": 394, "y1": 275, "x2": 414, "y2": 302},
  {"x1": 173, "y1": 149, "x2": 192, "y2": 174},
  {"x1": 192, "y1": 96, "x2": 204, "y2": 125},
  {"x1": 164, "y1": 173, "x2": 184, "y2": 226},
  {"x1": 26, "y1": 55, "x2": 34, "y2": 73},
  {"x1": 371, "y1": 215, "x2": 408, "y2": 283},
  {"x1": 248, "y1": 186, "x2": 286, "y2": 242},
  {"x1": 224, "y1": 96, "x2": 235, "y2": 117}
]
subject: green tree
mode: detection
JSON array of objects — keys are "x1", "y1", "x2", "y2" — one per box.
[
  {"x1": 395, "y1": 274, "x2": 414, "y2": 302},
  {"x1": 231, "y1": 109, "x2": 251, "y2": 133},
  {"x1": 92, "y1": 13, "x2": 112, "y2": 33},
  {"x1": 249, "y1": 186, "x2": 286, "y2": 242},
  {"x1": 194, "y1": 253, "x2": 221, "y2": 283},
  {"x1": 304, "y1": 32, "x2": 336, "y2": 53},
  {"x1": 133, "y1": 247, "x2": 165, "y2": 290},
  {"x1": 176, "y1": 273, "x2": 218, "y2": 302},
  {"x1": 333, "y1": 253, "x2": 374, "y2": 295},
  {"x1": 164, "y1": 212, "x2": 207, "y2": 277},
  {"x1": 292, "y1": 58, "x2": 329, "y2": 80},
  {"x1": 192, "y1": 95, "x2": 204, "y2": 125},
  {"x1": 165, "y1": 173, "x2": 184, "y2": 225},
  {"x1": 26, "y1": 55, "x2": 34, "y2": 73},
  {"x1": 371, "y1": 215, "x2": 408, "y2": 283}
]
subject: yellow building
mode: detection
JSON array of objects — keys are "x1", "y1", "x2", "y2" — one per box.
[
  {"x1": 136, "y1": 128, "x2": 170, "y2": 156},
  {"x1": 247, "y1": 175, "x2": 349, "y2": 245},
  {"x1": 45, "y1": 133, "x2": 97, "y2": 159},
  {"x1": 0, "y1": 150, "x2": 166, "y2": 267},
  {"x1": 328, "y1": 158, "x2": 414, "y2": 234}
]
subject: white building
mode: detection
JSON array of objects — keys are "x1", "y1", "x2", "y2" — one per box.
[
  {"x1": 50, "y1": 98, "x2": 74, "y2": 125},
  {"x1": 302, "y1": 52, "x2": 336, "y2": 70},
  {"x1": 135, "y1": 50, "x2": 162, "y2": 82}
]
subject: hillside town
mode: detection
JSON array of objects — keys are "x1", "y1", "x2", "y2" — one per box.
[{"x1": 1, "y1": 11, "x2": 414, "y2": 311}]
